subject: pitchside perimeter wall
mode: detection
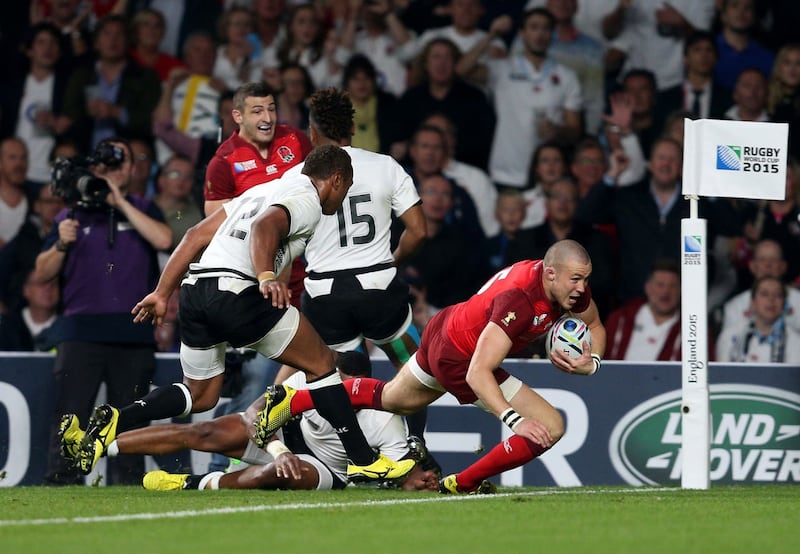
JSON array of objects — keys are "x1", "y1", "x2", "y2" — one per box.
[{"x1": 1, "y1": 354, "x2": 798, "y2": 487}]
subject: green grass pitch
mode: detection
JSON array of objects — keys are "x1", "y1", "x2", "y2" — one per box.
[{"x1": 0, "y1": 485, "x2": 795, "y2": 554}]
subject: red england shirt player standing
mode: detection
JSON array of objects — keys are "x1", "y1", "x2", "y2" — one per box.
[
  {"x1": 256, "y1": 239, "x2": 607, "y2": 493},
  {"x1": 204, "y1": 81, "x2": 312, "y2": 301}
]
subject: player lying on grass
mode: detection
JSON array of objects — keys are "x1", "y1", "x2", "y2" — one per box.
[
  {"x1": 255, "y1": 240, "x2": 607, "y2": 494},
  {"x1": 61, "y1": 352, "x2": 442, "y2": 492}
]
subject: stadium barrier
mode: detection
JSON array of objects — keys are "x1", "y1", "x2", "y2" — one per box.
[{"x1": 1, "y1": 353, "x2": 798, "y2": 487}]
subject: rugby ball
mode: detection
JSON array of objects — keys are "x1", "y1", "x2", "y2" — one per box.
[{"x1": 545, "y1": 315, "x2": 591, "y2": 360}]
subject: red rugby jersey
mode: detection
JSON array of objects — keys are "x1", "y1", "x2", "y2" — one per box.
[{"x1": 446, "y1": 260, "x2": 591, "y2": 356}]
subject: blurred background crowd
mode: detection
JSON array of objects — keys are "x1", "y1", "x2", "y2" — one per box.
[{"x1": 0, "y1": 0, "x2": 799, "y2": 364}]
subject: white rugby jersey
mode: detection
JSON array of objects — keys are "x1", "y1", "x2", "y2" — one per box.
[
  {"x1": 297, "y1": 146, "x2": 420, "y2": 273},
  {"x1": 190, "y1": 173, "x2": 321, "y2": 279},
  {"x1": 284, "y1": 372, "x2": 410, "y2": 483}
]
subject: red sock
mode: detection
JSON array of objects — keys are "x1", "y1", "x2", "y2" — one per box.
[
  {"x1": 456, "y1": 435, "x2": 545, "y2": 491},
  {"x1": 290, "y1": 377, "x2": 385, "y2": 414}
]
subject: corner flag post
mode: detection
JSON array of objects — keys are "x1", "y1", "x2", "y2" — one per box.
[
  {"x1": 680, "y1": 118, "x2": 788, "y2": 490},
  {"x1": 680, "y1": 197, "x2": 710, "y2": 489}
]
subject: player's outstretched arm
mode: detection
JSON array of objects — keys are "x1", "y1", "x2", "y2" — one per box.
[{"x1": 132, "y1": 208, "x2": 226, "y2": 324}]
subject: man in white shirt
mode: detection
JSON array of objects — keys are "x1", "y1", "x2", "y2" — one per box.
[
  {"x1": 458, "y1": 8, "x2": 582, "y2": 189},
  {"x1": 0, "y1": 139, "x2": 31, "y2": 249},
  {"x1": 605, "y1": 258, "x2": 682, "y2": 361}
]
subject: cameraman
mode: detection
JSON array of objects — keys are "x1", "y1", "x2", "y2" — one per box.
[{"x1": 36, "y1": 137, "x2": 172, "y2": 485}]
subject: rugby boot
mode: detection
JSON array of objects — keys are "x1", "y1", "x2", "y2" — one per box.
[{"x1": 254, "y1": 385, "x2": 297, "y2": 447}]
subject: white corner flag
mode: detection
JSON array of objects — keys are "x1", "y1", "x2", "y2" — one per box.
[{"x1": 680, "y1": 118, "x2": 788, "y2": 490}]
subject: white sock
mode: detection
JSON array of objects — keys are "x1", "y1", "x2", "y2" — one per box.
[{"x1": 106, "y1": 441, "x2": 119, "y2": 457}]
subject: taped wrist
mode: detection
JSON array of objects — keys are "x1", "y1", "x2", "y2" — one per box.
[
  {"x1": 266, "y1": 440, "x2": 291, "y2": 459},
  {"x1": 500, "y1": 407, "x2": 523, "y2": 431},
  {"x1": 590, "y1": 354, "x2": 601, "y2": 375}
]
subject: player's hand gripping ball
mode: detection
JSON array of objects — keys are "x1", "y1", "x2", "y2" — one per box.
[{"x1": 545, "y1": 315, "x2": 591, "y2": 360}]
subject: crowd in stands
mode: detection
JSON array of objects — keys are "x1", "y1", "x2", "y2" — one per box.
[{"x1": 1, "y1": 0, "x2": 800, "y2": 365}]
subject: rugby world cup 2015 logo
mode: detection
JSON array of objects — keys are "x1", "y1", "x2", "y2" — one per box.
[
  {"x1": 717, "y1": 145, "x2": 741, "y2": 170},
  {"x1": 609, "y1": 385, "x2": 800, "y2": 485}
]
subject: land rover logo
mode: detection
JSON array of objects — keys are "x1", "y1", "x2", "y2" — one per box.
[{"x1": 609, "y1": 384, "x2": 800, "y2": 485}]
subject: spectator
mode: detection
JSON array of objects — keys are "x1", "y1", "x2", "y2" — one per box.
[
  {"x1": 213, "y1": 6, "x2": 261, "y2": 91},
  {"x1": 338, "y1": 0, "x2": 414, "y2": 98},
  {"x1": 269, "y1": 3, "x2": 350, "y2": 90},
  {"x1": 0, "y1": 184, "x2": 64, "y2": 312},
  {"x1": 767, "y1": 43, "x2": 800, "y2": 159},
  {"x1": 402, "y1": 265, "x2": 434, "y2": 332},
  {"x1": 520, "y1": 141, "x2": 568, "y2": 230},
  {"x1": 30, "y1": 0, "x2": 91, "y2": 70},
  {"x1": 275, "y1": 62, "x2": 312, "y2": 132},
  {"x1": 656, "y1": 31, "x2": 730, "y2": 121},
  {"x1": 599, "y1": 80, "x2": 648, "y2": 181},
  {"x1": 128, "y1": 138, "x2": 156, "y2": 199},
  {"x1": 248, "y1": 0, "x2": 288, "y2": 72},
  {"x1": 724, "y1": 67, "x2": 769, "y2": 121},
  {"x1": 404, "y1": 123, "x2": 484, "y2": 246},
  {"x1": 153, "y1": 154, "x2": 202, "y2": 253},
  {"x1": 0, "y1": 139, "x2": 32, "y2": 250},
  {"x1": 407, "y1": 0, "x2": 507, "y2": 89},
  {"x1": 0, "y1": 270, "x2": 61, "y2": 352},
  {"x1": 613, "y1": 69, "x2": 663, "y2": 159},
  {"x1": 406, "y1": 173, "x2": 481, "y2": 310},
  {"x1": 128, "y1": 8, "x2": 184, "y2": 82},
  {"x1": 740, "y1": 159, "x2": 800, "y2": 283},
  {"x1": 458, "y1": 8, "x2": 581, "y2": 188},
  {"x1": 661, "y1": 109, "x2": 692, "y2": 147},
  {"x1": 508, "y1": 177, "x2": 616, "y2": 318},
  {"x1": 153, "y1": 31, "x2": 226, "y2": 165},
  {"x1": 342, "y1": 54, "x2": 402, "y2": 155},
  {"x1": 525, "y1": 0, "x2": 622, "y2": 47},
  {"x1": 61, "y1": 15, "x2": 161, "y2": 152},
  {"x1": 607, "y1": 0, "x2": 715, "y2": 92},
  {"x1": 36, "y1": 137, "x2": 171, "y2": 485},
  {"x1": 720, "y1": 238, "x2": 800, "y2": 334},
  {"x1": 152, "y1": 88, "x2": 237, "y2": 209},
  {"x1": 413, "y1": 0, "x2": 507, "y2": 58},
  {"x1": 398, "y1": 37, "x2": 495, "y2": 170},
  {"x1": 479, "y1": 188, "x2": 527, "y2": 281},
  {"x1": 534, "y1": 0, "x2": 606, "y2": 134},
  {"x1": 714, "y1": 0, "x2": 775, "y2": 93},
  {"x1": 569, "y1": 136, "x2": 635, "y2": 200},
  {"x1": 120, "y1": 0, "x2": 222, "y2": 59},
  {"x1": 716, "y1": 276, "x2": 800, "y2": 364},
  {"x1": 421, "y1": 111, "x2": 498, "y2": 237},
  {"x1": 604, "y1": 258, "x2": 682, "y2": 361},
  {"x1": 0, "y1": 23, "x2": 70, "y2": 188},
  {"x1": 576, "y1": 136, "x2": 701, "y2": 302}
]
